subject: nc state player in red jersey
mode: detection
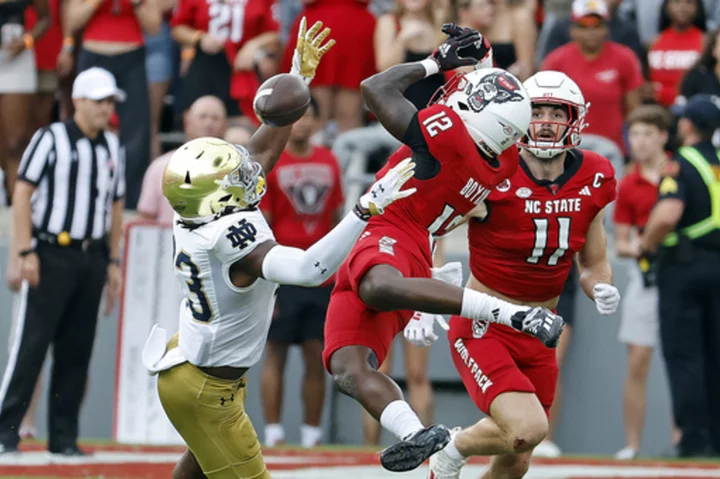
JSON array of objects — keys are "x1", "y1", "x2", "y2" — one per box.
[
  {"x1": 321, "y1": 25, "x2": 565, "y2": 473},
  {"x1": 426, "y1": 71, "x2": 622, "y2": 479}
]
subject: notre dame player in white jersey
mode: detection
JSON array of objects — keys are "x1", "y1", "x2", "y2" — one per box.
[{"x1": 140, "y1": 19, "x2": 417, "y2": 479}]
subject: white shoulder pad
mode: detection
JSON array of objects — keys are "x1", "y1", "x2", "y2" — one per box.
[{"x1": 209, "y1": 209, "x2": 275, "y2": 265}]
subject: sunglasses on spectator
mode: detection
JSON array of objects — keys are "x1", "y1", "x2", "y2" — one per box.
[{"x1": 574, "y1": 15, "x2": 607, "y2": 28}]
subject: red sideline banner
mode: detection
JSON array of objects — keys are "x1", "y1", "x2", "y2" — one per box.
[{"x1": 113, "y1": 222, "x2": 185, "y2": 445}]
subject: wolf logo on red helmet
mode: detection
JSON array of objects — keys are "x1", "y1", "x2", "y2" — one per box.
[{"x1": 467, "y1": 71, "x2": 526, "y2": 113}]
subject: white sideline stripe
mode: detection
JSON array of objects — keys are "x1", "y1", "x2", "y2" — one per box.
[
  {"x1": 0, "y1": 281, "x2": 29, "y2": 409},
  {"x1": 0, "y1": 451, "x2": 719, "y2": 478},
  {"x1": 272, "y1": 465, "x2": 720, "y2": 478}
]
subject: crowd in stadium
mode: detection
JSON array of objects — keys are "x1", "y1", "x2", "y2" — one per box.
[{"x1": 1, "y1": 0, "x2": 720, "y2": 466}]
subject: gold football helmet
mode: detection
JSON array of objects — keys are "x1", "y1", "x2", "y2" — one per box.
[{"x1": 162, "y1": 137, "x2": 266, "y2": 219}]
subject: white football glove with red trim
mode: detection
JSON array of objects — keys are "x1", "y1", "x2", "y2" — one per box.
[{"x1": 404, "y1": 312, "x2": 450, "y2": 347}]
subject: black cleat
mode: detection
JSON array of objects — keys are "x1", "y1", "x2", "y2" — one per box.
[
  {"x1": 379, "y1": 424, "x2": 451, "y2": 472},
  {"x1": 49, "y1": 446, "x2": 90, "y2": 457},
  {"x1": 511, "y1": 307, "x2": 565, "y2": 348}
]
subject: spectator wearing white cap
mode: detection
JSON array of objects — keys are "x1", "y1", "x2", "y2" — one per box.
[
  {"x1": 536, "y1": 0, "x2": 645, "y2": 67},
  {"x1": 0, "y1": 66, "x2": 126, "y2": 458},
  {"x1": 542, "y1": 0, "x2": 644, "y2": 162}
]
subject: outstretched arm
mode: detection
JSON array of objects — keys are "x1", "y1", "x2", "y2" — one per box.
[
  {"x1": 233, "y1": 160, "x2": 416, "y2": 287},
  {"x1": 357, "y1": 264, "x2": 524, "y2": 323},
  {"x1": 249, "y1": 18, "x2": 335, "y2": 173},
  {"x1": 356, "y1": 263, "x2": 564, "y2": 348},
  {"x1": 361, "y1": 24, "x2": 486, "y2": 142}
]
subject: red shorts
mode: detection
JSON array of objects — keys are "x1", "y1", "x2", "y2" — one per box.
[
  {"x1": 447, "y1": 318, "x2": 558, "y2": 416},
  {"x1": 281, "y1": 3, "x2": 376, "y2": 90},
  {"x1": 322, "y1": 227, "x2": 431, "y2": 372}
]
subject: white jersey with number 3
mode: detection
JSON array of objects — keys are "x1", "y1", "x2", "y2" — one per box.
[{"x1": 171, "y1": 209, "x2": 277, "y2": 368}]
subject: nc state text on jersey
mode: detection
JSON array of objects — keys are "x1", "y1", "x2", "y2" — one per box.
[{"x1": 524, "y1": 198, "x2": 582, "y2": 215}]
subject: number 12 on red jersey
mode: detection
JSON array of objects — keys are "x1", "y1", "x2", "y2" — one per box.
[
  {"x1": 422, "y1": 111, "x2": 453, "y2": 137},
  {"x1": 526, "y1": 217, "x2": 571, "y2": 266}
]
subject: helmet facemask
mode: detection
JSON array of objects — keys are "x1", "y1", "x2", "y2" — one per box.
[
  {"x1": 519, "y1": 71, "x2": 589, "y2": 159},
  {"x1": 521, "y1": 100, "x2": 586, "y2": 159},
  {"x1": 214, "y1": 149, "x2": 267, "y2": 209}
]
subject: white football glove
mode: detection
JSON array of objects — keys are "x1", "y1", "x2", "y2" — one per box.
[
  {"x1": 404, "y1": 311, "x2": 449, "y2": 347},
  {"x1": 359, "y1": 158, "x2": 417, "y2": 216},
  {"x1": 431, "y1": 262, "x2": 463, "y2": 287},
  {"x1": 593, "y1": 283, "x2": 620, "y2": 315}
]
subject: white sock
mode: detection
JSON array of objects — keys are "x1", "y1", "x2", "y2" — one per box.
[
  {"x1": 300, "y1": 424, "x2": 323, "y2": 448},
  {"x1": 379, "y1": 400, "x2": 424, "y2": 441},
  {"x1": 460, "y1": 288, "x2": 528, "y2": 326},
  {"x1": 444, "y1": 435, "x2": 466, "y2": 461},
  {"x1": 264, "y1": 423, "x2": 284, "y2": 447}
]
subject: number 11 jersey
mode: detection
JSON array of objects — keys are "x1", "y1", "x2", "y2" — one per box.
[{"x1": 468, "y1": 149, "x2": 617, "y2": 302}]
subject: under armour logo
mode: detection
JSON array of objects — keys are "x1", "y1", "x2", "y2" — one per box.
[
  {"x1": 314, "y1": 261, "x2": 327, "y2": 275},
  {"x1": 226, "y1": 219, "x2": 258, "y2": 249},
  {"x1": 219, "y1": 393, "x2": 235, "y2": 406}
]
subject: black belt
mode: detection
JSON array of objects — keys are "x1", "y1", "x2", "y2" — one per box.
[{"x1": 34, "y1": 230, "x2": 107, "y2": 254}]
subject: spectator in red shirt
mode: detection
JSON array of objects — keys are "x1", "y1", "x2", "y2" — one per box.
[
  {"x1": 68, "y1": 0, "x2": 162, "y2": 209},
  {"x1": 282, "y1": 0, "x2": 377, "y2": 140},
  {"x1": 649, "y1": 0, "x2": 706, "y2": 107},
  {"x1": 613, "y1": 105, "x2": 680, "y2": 459},
  {"x1": 259, "y1": 97, "x2": 344, "y2": 449},
  {"x1": 171, "y1": 0, "x2": 280, "y2": 126},
  {"x1": 542, "y1": 0, "x2": 644, "y2": 156}
]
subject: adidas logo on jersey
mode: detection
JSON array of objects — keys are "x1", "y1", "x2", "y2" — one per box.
[
  {"x1": 543, "y1": 315, "x2": 555, "y2": 332},
  {"x1": 579, "y1": 186, "x2": 592, "y2": 196}
]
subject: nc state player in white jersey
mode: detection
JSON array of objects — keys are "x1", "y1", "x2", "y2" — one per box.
[{"x1": 425, "y1": 71, "x2": 622, "y2": 479}]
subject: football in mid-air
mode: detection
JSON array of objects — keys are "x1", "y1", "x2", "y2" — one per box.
[{"x1": 253, "y1": 73, "x2": 311, "y2": 127}]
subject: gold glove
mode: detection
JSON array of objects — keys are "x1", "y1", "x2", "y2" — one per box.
[{"x1": 291, "y1": 17, "x2": 336, "y2": 84}]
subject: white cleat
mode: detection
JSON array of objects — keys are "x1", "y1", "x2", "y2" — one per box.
[
  {"x1": 532, "y1": 440, "x2": 562, "y2": 458},
  {"x1": 427, "y1": 428, "x2": 467, "y2": 479},
  {"x1": 614, "y1": 446, "x2": 638, "y2": 460}
]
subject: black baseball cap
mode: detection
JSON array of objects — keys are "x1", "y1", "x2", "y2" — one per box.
[{"x1": 671, "y1": 94, "x2": 720, "y2": 131}]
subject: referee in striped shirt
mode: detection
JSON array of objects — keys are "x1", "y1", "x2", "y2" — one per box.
[{"x1": 0, "y1": 67, "x2": 125, "y2": 457}]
